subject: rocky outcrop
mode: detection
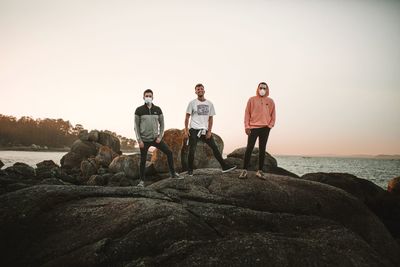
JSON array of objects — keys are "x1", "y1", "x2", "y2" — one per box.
[
  {"x1": 0, "y1": 169, "x2": 399, "y2": 267},
  {"x1": 302, "y1": 172, "x2": 400, "y2": 243},
  {"x1": 0, "y1": 159, "x2": 4, "y2": 169},
  {"x1": 61, "y1": 131, "x2": 121, "y2": 171},
  {"x1": 151, "y1": 129, "x2": 184, "y2": 172},
  {"x1": 388, "y1": 176, "x2": 400, "y2": 194}
]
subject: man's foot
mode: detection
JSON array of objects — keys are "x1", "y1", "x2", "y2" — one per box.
[
  {"x1": 137, "y1": 180, "x2": 145, "y2": 187},
  {"x1": 256, "y1": 170, "x2": 266, "y2": 180},
  {"x1": 187, "y1": 170, "x2": 193, "y2": 176},
  {"x1": 222, "y1": 165, "x2": 237, "y2": 173},
  {"x1": 239, "y1": 170, "x2": 248, "y2": 179},
  {"x1": 171, "y1": 172, "x2": 184, "y2": 179}
]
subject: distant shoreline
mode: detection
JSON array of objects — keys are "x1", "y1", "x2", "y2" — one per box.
[
  {"x1": 1, "y1": 147, "x2": 398, "y2": 160},
  {"x1": 0, "y1": 146, "x2": 70, "y2": 152},
  {"x1": 0, "y1": 147, "x2": 139, "y2": 154},
  {"x1": 275, "y1": 154, "x2": 400, "y2": 160}
]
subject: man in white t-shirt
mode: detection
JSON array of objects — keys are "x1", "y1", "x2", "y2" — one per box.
[{"x1": 184, "y1": 83, "x2": 237, "y2": 176}]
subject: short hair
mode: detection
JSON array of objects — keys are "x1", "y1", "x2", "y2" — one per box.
[
  {"x1": 195, "y1": 83, "x2": 204, "y2": 89},
  {"x1": 258, "y1": 82, "x2": 268, "y2": 89},
  {"x1": 143, "y1": 89, "x2": 153, "y2": 96}
]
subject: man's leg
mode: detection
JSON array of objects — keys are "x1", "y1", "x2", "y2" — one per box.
[
  {"x1": 154, "y1": 140, "x2": 175, "y2": 175},
  {"x1": 243, "y1": 128, "x2": 258, "y2": 170},
  {"x1": 203, "y1": 134, "x2": 228, "y2": 169},
  {"x1": 258, "y1": 127, "x2": 271, "y2": 171},
  {"x1": 139, "y1": 142, "x2": 151, "y2": 181},
  {"x1": 188, "y1": 129, "x2": 198, "y2": 172}
]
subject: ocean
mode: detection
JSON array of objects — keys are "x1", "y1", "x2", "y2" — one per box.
[{"x1": 0, "y1": 151, "x2": 399, "y2": 189}]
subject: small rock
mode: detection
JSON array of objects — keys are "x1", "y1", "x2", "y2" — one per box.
[
  {"x1": 4, "y1": 162, "x2": 35, "y2": 179},
  {"x1": 81, "y1": 158, "x2": 99, "y2": 181},
  {"x1": 78, "y1": 130, "x2": 89, "y2": 141},
  {"x1": 109, "y1": 155, "x2": 140, "y2": 178},
  {"x1": 388, "y1": 176, "x2": 400, "y2": 195},
  {"x1": 88, "y1": 130, "x2": 99, "y2": 142}
]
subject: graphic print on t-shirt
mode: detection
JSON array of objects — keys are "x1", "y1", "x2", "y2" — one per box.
[{"x1": 197, "y1": 104, "x2": 209, "y2": 115}]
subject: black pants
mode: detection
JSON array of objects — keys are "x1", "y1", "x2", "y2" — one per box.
[
  {"x1": 140, "y1": 140, "x2": 174, "y2": 180},
  {"x1": 188, "y1": 128, "x2": 226, "y2": 171},
  {"x1": 243, "y1": 127, "x2": 271, "y2": 170}
]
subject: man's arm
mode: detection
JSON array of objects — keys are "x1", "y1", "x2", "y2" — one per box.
[
  {"x1": 268, "y1": 99, "x2": 276, "y2": 128},
  {"x1": 158, "y1": 113, "x2": 165, "y2": 141},
  {"x1": 134, "y1": 114, "x2": 144, "y2": 147}
]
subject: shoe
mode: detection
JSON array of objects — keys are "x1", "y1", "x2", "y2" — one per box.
[
  {"x1": 171, "y1": 172, "x2": 184, "y2": 179},
  {"x1": 256, "y1": 170, "x2": 266, "y2": 180},
  {"x1": 222, "y1": 165, "x2": 237, "y2": 173},
  {"x1": 137, "y1": 180, "x2": 145, "y2": 187},
  {"x1": 187, "y1": 170, "x2": 193, "y2": 176},
  {"x1": 239, "y1": 170, "x2": 248, "y2": 179}
]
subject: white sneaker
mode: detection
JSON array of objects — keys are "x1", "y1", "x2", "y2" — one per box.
[
  {"x1": 171, "y1": 172, "x2": 184, "y2": 180},
  {"x1": 256, "y1": 170, "x2": 266, "y2": 180},
  {"x1": 239, "y1": 170, "x2": 248, "y2": 179},
  {"x1": 137, "y1": 180, "x2": 145, "y2": 187}
]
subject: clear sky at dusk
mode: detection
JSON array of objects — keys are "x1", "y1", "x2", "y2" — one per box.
[{"x1": 1, "y1": 0, "x2": 399, "y2": 155}]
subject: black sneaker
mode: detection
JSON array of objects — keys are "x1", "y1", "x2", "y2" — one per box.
[
  {"x1": 222, "y1": 165, "x2": 237, "y2": 173},
  {"x1": 171, "y1": 172, "x2": 184, "y2": 179},
  {"x1": 187, "y1": 170, "x2": 193, "y2": 176}
]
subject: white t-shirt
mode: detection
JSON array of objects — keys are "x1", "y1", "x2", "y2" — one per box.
[{"x1": 186, "y1": 99, "x2": 216, "y2": 130}]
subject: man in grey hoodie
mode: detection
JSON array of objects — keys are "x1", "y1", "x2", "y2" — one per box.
[{"x1": 134, "y1": 89, "x2": 181, "y2": 187}]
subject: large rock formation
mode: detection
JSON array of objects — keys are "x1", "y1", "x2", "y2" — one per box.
[
  {"x1": 1, "y1": 169, "x2": 399, "y2": 266},
  {"x1": 61, "y1": 130, "x2": 121, "y2": 171},
  {"x1": 151, "y1": 129, "x2": 185, "y2": 172},
  {"x1": 302, "y1": 172, "x2": 400, "y2": 243}
]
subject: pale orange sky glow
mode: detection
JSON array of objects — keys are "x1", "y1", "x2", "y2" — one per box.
[{"x1": 1, "y1": 0, "x2": 399, "y2": 155}]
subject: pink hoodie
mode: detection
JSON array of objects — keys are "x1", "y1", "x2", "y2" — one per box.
[{"x1": 244, "y1": 88, "x2": 276, "y2": 129}]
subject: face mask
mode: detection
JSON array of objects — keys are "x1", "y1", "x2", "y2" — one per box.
[
  {"x1": 259, "y1": 89, "x2": 266, "y2": 96},
  {"x1": 144, "y1": 97, "x2": 153, "y2": 104}
]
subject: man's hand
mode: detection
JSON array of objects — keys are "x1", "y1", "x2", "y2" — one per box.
[
  {"x1": 245, "y1": 129, "x2": 251, "y2": 135},
  {"x1": 183, "y1": 129, "x2": 190, "y2": 139},
  {"x1": 206, "y1": 131, "x2": 212, "y2": 139},
  {"x1": 155, "y1": 137, "x2": 161, "y2": 144},
  {"x1": 139, "y1": 141, "x2": 144, "y2": 148}
]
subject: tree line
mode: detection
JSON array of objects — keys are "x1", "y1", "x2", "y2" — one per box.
[{"x1": 0, "y1": 114, "x2": 136, "y2": 150}]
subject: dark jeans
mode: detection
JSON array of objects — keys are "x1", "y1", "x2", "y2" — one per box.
[
  {"x1": 243, "y1": 127, "x2": 271, "y2": 171},
  {"x1": 140, "y1": 140, "x2": 174, "y2": 180},
  {"x1": 188, "y1": 128, "x2": 226, "y2": 171}
]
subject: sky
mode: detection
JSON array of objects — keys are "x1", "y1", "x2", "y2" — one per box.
[{"x1": 1, "y1": 0, "x2": 399, "y2": 155}]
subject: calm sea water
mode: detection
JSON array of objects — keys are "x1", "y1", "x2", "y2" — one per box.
[{"x1": 0, "y1": 151, "x2": 399, "y2": 189}]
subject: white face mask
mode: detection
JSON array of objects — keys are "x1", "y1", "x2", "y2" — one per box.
[
  {"x1": 259, "y1": 89, "x2": 266, "y2": 96},
  {"x1": 144, "y1": 97, "x2": 153, "y2": 104}
]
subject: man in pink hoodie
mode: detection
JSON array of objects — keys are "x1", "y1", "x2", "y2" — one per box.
[{"x1": 239, "y1": 82, "x2": 276, "y2": 179}]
